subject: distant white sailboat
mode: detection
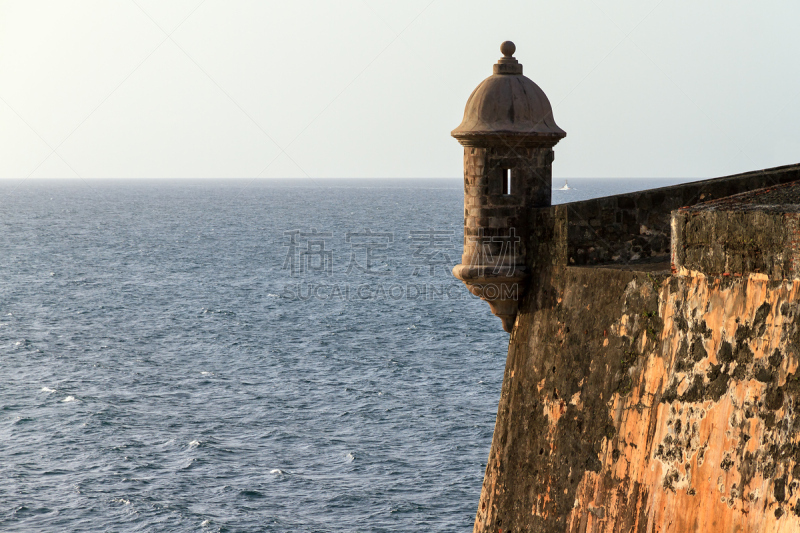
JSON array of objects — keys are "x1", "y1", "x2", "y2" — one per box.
[{"x1": 558, "y1": 180, "x2": 572, "y2": 191}]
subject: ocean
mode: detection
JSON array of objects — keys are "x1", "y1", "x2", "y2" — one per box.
[{"x1": 0, "y1": 177, "x2": 689, "y2": 532}]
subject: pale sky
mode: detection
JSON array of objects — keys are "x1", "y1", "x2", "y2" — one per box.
[{"x1": 1, "y1": 0, "x2": 799, "y2": 180}]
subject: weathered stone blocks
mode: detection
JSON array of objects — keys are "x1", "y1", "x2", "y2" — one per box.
[
  {"x1": 470, "y1": 172, "x2": 800, "y2": 532},
  {"x1": 566, "y1": 164, "x2": 800, "y2": 266},
  {"x1": 474, "y1": 265, "x2": 800, "y2": 532},
  {"x1": 673, "y1": 181, "x2": 800, "y2": 279}
]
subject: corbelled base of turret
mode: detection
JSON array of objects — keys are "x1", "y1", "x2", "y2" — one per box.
[{"x1": 452, "y1": 264, "x2": 528, "y2": 332}]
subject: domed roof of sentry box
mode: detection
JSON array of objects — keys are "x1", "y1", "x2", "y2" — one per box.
[{"x1": 452, "y1": 41, "x2": 566, "y2": 145}]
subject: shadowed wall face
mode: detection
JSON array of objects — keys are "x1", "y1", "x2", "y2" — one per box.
[
  {"x1": 672, "y1": 180, "x2": 800, "y2": 279},
  {"x1": 564, "y1": 164, "x2": 800, "y2": 266}
]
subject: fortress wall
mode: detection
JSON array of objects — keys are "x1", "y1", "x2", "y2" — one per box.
[
  {"x1": 474, "y1": 265, "x2": 800, "y2": 533},
  {"x1": 566, "y1": 164, "x2": 800, "y2": 266},
  {"x1": 672, "y1": 181, "x2": 800, "y2": 279},
  {"x1": 673, "y1": 206, "x2": 800, "y2": 279},
  {"x1": 451, "y1": 46, "x2": 800, "y2": 532}
]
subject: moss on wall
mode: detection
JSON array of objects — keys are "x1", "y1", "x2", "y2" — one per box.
[{"x1": 474, "y1": 266, "x2": 800, "y2": 532}]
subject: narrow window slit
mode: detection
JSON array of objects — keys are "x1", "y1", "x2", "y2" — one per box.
[{"x1": 502, "y1": 169, "x2": 511, "y2": 195}]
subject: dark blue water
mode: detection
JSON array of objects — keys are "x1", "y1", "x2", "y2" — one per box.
[{"x1": 0, "y1": 177, "x2": 689, "y2": 532}]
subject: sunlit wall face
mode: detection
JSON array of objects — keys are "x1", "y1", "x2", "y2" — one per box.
[{"x1": 1, "y1": 0, "x2": 798, "y2": 180}]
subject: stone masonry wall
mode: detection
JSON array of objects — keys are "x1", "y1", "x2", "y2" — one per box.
[
  {"x1": 672, "y1": 181, "x2": 800, "y2": 279},
  {"x1": 566, "y1": 164, "x2": 800, "y2": 266},
  {"x1": 473, "y1": 266, "x2": 800, "y2": 533},
  {"x1": 462, "y1": 145, "x2": 554, "y2": 269},
  {"x1": 672, "y1": 207, "x2": 800, "y2": 280}
]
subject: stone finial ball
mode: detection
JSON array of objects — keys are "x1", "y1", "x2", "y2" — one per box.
[{"x1": 500, "y1": 41, "x2": 516, "y2": 57}]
